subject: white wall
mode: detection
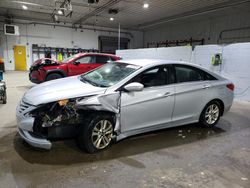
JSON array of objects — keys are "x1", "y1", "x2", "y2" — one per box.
[
  {"x1": 143, "y1": 3, "x2": 250, "y2": 47},
  {"x1": 116, "y1": 46, "x2": 192, "y2": 62},
  {"x1": 117, "y1": 43, "x2": 250, "y2": 101},
  {"x1": 0, "y1": 23, "x2": 143, "y2": 70},
  {"x1": 192, "y1": 43, "x2": 250, "y2": 101}
]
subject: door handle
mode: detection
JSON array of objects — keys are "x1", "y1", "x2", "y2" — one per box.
[
  {"x1": 203, "y1": 84, "x2": 211, "y2": 89},
  {"x1": 163, "y1": 92, "x2": 171, "y2": 96}
]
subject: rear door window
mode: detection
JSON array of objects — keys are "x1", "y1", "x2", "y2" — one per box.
[
  {"x1": 174, "y1": 65, "x2": 203, "y2": 83},
  {"x1": 95, "y1": 56, "x2": 111, "y2": 64},
  {"x1": 75, "y1": 56, "x2": 94, "y2": 64},
  {"x1": 203, "y1": 72, "x2": 217, "y2": 80}
]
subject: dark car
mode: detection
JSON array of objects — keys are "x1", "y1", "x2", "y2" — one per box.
[{"x1": 29, "y1": 53, "x2": 121, "y2": 83}]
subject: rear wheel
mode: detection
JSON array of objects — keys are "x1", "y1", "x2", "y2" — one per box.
[
  {"x1": 199, "y1": 101, "x2": 221, "y2": 127},
  {"x1": 46, "y1": 73, "x2": 63, "y2": 81},
  {"x1": 77, "y1": 114, "x2": 114, "y2": 153}
]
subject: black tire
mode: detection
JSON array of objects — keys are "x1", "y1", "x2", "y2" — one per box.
[
  {"x1": 46, "y1": 73, "x2": 63, "y2": 81},
  {"x1": 77, "y1": 113, "x2": 114, "y2": 153},
  {"x1": 199, "y1": 101, "x2": 222, "y2": 127},
  {"x1": 3, "y1": 90, "x2": 7, "y2": 104}
]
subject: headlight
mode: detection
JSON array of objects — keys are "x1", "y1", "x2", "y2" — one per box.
[{"x1": 58, "y1": 99, "x2": 69, "y2": 106}]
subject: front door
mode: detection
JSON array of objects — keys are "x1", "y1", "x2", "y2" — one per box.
[
  {"x1": 120, "y1": 65, "x2": 175, "y2": 133},
  {"x1": 14, "y1": 45, "x2": 26, "y2": 71},
  {"x1": 68, "y1": 55, "x2": 95, "y2": 76}
]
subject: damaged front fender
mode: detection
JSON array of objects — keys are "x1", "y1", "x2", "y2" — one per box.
[
  {"x1": 76, "y1": 92, "x2": 121, "y2": 133},
  {"x1": 76, "y1": 92, "x2": 121, "y2": 113}
]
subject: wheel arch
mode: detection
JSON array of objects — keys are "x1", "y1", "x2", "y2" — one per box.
[
  {"x1": 78, "y1": 110, "x2": 117, "y2": 125},
  {"x1": 45, "y1": 69, "x2": 67, "y2": 79},
  {"x1": 201, "y1": 98, "x2": 225, "y2": 117},
  {"x1": 77, "y1": 110, "x2": 116, "y2": 153}
]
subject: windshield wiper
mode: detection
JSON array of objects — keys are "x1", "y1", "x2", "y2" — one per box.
[
  {"x1": 80, "y1": 77, "x2": 93, "y2": 85},
  {"x1": 80, "y1": 77, "x2": 105, "y2": 87},
  {"x1": 80, "y1": 76, "x2": 87, "y2": 83}
]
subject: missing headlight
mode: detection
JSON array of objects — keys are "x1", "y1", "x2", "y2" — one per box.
[{"x1": 33, "y1": 99, "x2": 79, "y2": 128}]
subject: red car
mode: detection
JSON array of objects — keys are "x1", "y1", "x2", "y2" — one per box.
[{"x1": 29, "y1": 53, "x2": 121, "y2": 83}]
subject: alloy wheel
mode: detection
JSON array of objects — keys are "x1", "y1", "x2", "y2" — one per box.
[
  {"x1": 205, "y1": 104, "x2": 220, "y2": 125},
  {"x1": 91, "y1": 120, "x2": 113, "y2": 149}
]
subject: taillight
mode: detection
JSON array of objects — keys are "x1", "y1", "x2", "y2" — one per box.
[{"x1": 226, "y1": 83, "x2": 235, "y2": 91}]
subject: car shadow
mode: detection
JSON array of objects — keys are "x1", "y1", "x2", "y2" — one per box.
[{"x1": 12, "y1": 119, "x2": 231, "y2": 165}]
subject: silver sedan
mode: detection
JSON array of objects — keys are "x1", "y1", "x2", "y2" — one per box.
[{"x1": 16, "y1": 59, "x2": 234, "y2": 153}]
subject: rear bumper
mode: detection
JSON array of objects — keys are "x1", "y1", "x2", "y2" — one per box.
[
  {"x1": 222, "y1": 92, "x2": 234, "y2": 115},
  {"x1": 224, "y1": 103, "x2": 233, "y2": 114}
]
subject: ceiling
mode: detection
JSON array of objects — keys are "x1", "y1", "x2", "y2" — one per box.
[{"x1": 0, "y1": 0, "x2": 250, "y2": 30}]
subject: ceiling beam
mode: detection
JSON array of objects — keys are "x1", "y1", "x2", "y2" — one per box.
[
  {"x1": 0, "y1": 7, "x2": 53, "y2": 17},
  {"x1": 0, "y1": 14, "x2": 52, "y2": 23},
  {"x1": 11, "y1": 1, "x2": 52, "y2": 8},
  {"x1": 55, "y1": 0, "x2": 99, "y2": 9},
  {"x1": 73, "y1": 0, "x2": 122, "y2": 25}
]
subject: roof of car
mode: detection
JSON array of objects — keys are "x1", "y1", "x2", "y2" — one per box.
[
  {"x1": 79, "y1": 53, "x2": 119, "y2": 57},
  {"x1": 117, "y1": 59, "x2": 222, "y2": 80},
  {"x1": 117, "y1": 59, "x2": 188, "y2": 67}
]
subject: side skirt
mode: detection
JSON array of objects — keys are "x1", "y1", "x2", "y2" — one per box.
[{"x1": 116, "y1": 120, "x2": 198, "y2": 141}]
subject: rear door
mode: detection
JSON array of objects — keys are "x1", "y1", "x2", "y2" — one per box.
[
  {"x1": 68, "y1": 55, "x2": 95, "y2": 76},
  {"x1": 172, "y1": 65, "x2": 211, "y2": 125}
]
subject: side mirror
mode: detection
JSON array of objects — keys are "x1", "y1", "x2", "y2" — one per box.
[
  {"x1": 124, "y1": 82, "x2": 144, "y2": 92},
  {"x1": 73, "y1": 61, "x2": 80, "y2": 65}
]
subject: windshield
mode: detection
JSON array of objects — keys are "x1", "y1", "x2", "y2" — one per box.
[
  {"x1": 80, "y1": 62, "x2": 141, "y2": 87},
  {"x1": 61, "y1": 54, "x2": 80, "y2": 63}
]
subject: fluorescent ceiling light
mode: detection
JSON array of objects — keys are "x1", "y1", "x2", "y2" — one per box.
[
  {"x1": 143, "y1": 3, "x2": 149, "y2": 9},
  {"x1": 22, "y1": 4, "x2": 28, "y2": 10},
  {"x1": 110, "y1": 17, "x2": 114, "y2": 21},
  {"x1": 58, "y1": 10, "x2": 63, "y2": 15}
]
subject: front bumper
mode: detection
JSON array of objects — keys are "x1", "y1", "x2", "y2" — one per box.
[
  {"x1": 16, "y1": 100, "x2": 52, "y2": 150},
  {"x1": 29, "y1": 72, "x2": 41, "y2": 84},
  {"x1": 18, "y1": 128, "x2": 52, "y2": 150}
]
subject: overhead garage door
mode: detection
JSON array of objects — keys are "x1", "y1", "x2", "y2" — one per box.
[{"x1": 99, "y1": 36, "x2": 130, "y2": 54}]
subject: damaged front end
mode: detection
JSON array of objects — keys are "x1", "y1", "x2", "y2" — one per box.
[
  {"x1": 17, "y1": 92, "x2": 122, "y2": 150},
  {"x1": 30, "y1": 59, "x2": 59, "y2": 71},
  {"x1": 31, "y1": 99, "x2": 81, "y2": 140}
]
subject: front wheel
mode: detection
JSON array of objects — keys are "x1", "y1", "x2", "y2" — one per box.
[
  {"x1": 46, "y1": 73, "x2": 63, "y2": 81},
  {"x1": 77, "y1": 114, "x2": 114, "y2": 153},
  {"x1": 199, "y1": 101, "x2": 221, "y2": 127}
]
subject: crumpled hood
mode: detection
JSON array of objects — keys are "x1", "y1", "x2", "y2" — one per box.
[
  {"x1": 30, "y1": 58, "x2": 61, "y2": 69},
  {"x1": 23, "y1": 76, "x2": 106, "y2": 106}
]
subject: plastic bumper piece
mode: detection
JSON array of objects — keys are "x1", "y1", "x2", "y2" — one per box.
[{"x1": 18, "y1": 128, "x2": 52, "y2": 150}]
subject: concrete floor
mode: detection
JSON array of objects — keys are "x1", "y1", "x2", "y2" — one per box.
[{"x1": 0, "y1": 71, "x2": 250, "y2": 188}]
